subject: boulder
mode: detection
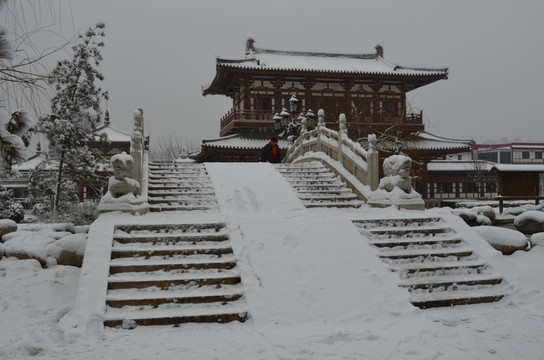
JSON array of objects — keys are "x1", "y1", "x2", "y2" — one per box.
[
  {"x1": 472, "y1": 205, "x2": 496, "y2": 221},
  {"x1": 530, "y1": 233, "x2": 544, "y2": 247},
  {"x1": 46, "y1": 233, "x2": 87, "y2": 267},
  {"x1": 473, "y1": 226, "x2": 528, "y2": 255},
  {"x1": 0, "y1": 219, "x2": 17, "y2": 241},
  {"x1": 453, "y1": 209, "x2": 477, "y2": 226},
  {"x1": 513, "y1": 211, "x2": 544, "y2": 234}
]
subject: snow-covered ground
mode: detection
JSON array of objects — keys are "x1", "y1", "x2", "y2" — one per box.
[{"x1": 1, "y1": 163, "x2": 544, "y2": 359}]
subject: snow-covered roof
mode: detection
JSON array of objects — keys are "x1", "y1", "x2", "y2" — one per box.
[
  {"x1": 201, "y1": 134, "x2": 289, "y2": 150},
  {"x1": 428, "y1": 160, "x2": 495, "y2": 172},
  {"x1": 490, "y1": 164, "x2": 544, "y2": 172},
  {"x1": 216, "y1": 44, "x2": 448, "y2": 76},
  {"x1": 94, "y1": 123, "x2": 132, "y2": 143},
  {"x1": 203, "y1": 39, "x2": 449, "y2": 96},
  {"x1": 13, "y1": 153, "x2": 59, "y2": 172},
  {"x1": 371, "y1": 131, "x2": 472, "y2": 152}
]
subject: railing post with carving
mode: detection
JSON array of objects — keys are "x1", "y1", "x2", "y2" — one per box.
[
  {"x1": 130, "y1": 108, "x2": 144, "y2": 194},
  {"x1": 368, "y1": 134, "x2": 379, "y2": 191},
  {"x1": 338, "y1": 113, "x2": 347, "y2": 165},
  {"x1": 317, "y1": 109, "x2": 325, "y2": 153}
]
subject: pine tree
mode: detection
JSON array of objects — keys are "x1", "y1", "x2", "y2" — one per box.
[
  {"x1": 0, "y1": 108, "x2": 34, "y2": 173},
  {"x1": 38, "y1": 23, "x2": 108, "y2": 220}
]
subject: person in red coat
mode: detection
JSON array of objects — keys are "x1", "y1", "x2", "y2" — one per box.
[{"x1": 261, "y1": 137, "x2": 281, "y2": 163}]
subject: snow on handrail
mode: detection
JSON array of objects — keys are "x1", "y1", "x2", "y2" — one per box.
[{"x1": 283, "y1": 113, "x2": 379, "y2": 191}]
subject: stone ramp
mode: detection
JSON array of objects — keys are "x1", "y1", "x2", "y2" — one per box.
[
  {"x1": 275, "y1": 162, "x2": 363, "y2": 208},
  {"x1": 147, "y1": 161, "x2": 218, "y2": 212},
  {"x1": 353, "y1": 216, "x2": 507, "y2": 309},
  {"x1": 103, "y1": 222, "x2": 248, "y2": 328}
]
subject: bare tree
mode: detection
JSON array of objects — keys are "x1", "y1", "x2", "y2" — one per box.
[
  {"x1": 465, "y1": 160, "x2": 495, "y2": 198},
  {"x1": 149, "y1": 133, "x2": 196, "y2": 161},
  {"x1": 0, "y1": 1, "x2": 72, "y2": 114}
]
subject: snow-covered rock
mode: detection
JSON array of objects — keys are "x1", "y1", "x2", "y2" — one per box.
[
  {"x1": 2, "y1": 230, "x2": 58, "y2": 266},
  {"x1": 46, "y1": 233, "x2": 87, "y2": 267},
  {"x1": 0, "y1": 219, "x2": 17, "y2": 240},
  {"x1": 472, "y1": 205, "x2": 496, "y2": 221},
  {"x1": 513, "y1": 210, "x2": 544, "y2": 234},
  {"x1": 529, "y1": 232, "x2": 544, "y2": 247},
  {"x1": 473, "y1": 226, "x2": 528, "y2": 255},
  {"x1": 475, "y1": 214, "x2": 492, "y2": 226},
  {"x1": 453, "y1": 208, "x2": 477, "y2": 226}
]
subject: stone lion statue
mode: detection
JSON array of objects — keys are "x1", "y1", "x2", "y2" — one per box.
[
  {"x1": 378, "y1": 154, "x2": 414, "y2": 194},
  {"x1": 108, "y1": 152, "x2": 140, "y2": 198}
]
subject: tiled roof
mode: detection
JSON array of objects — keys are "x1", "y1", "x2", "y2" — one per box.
[
  {"x1": 202, "y1": 134, "x2": 288, "y2": 150},
  {"x1": 94, "y1": 123, "x2": 132, "y2": 142},
  {"x1": 375, "y1": 131, "x2": 473, "y2": 152},
  {"x1": 12, "y1": 153, "x2": 58, "y2": 172},
  {"x1": 216, "y1": 46, "x2": 448, "y2": 76},
  {"x1": 491, "y1": 164, "x2": 544, "y2": 172},
  {"x1": 428, "y1": 160, "x2": 494, "y2": 172}
]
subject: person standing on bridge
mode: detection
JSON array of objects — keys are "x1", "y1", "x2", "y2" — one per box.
[{"x1": 261, "y1": 137, "x2": 281, "y2": 163}]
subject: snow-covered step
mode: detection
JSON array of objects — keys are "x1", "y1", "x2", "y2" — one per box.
[
  {"x1": 106, "y1": 285, "x2": 245, "y2": 308},
  {"x1": 113, "y1": 234, "x2": 229, "y2": 245},
  {"x1": 352, "y1": 217, "x2": 444, "y2": 229},
  {"x1": 297, "y1": 193, "x2": 359, "y2": 201},
  {"x1": 304, "y1": 200, "x2": 364, "y2": 208},
  {"x1": 391, "y1": 260, "x2": 488, "y2": 274},
  {"x1": 353, "y1": 216, "x2": 507, "y2": 309},
  {"x1": 149, "y1": 204, "x2": 217, "y2": 212},
  {"x1": 148, "y1": 190, "x2": 215, "y2": 196},
  {"x1": 109, "y1": 257, "x2": 237, "y2": 274},
  {"x1": 148, "y1": 199, "x2": 217, "y2": 207},
  {"x1": 111, "y1": 244, "x2": 233, "y2": 258},
  {"x1": 369, "y1": 237, "x2": 463, "y2": 248},
  {"x1": 105, "y1": 221, "x2": 248, "y2": 327},
  {"x1": 368, "y1": 227, "x2": 456, "y2": 239},
  {"x1": 108, "y1": 270, "x2": 242, "y2": 290},
  {"x1": 409, "y1": 288, "x2": 506, "y2": 309},
  {"x1": 398, "y1": 273, "x2": 503, "y2": 290},
  {"x1": 278, "y1": 161, "x2": 363, "y2": 209},
  {"x1": 296, "y1": 188, "x2": 353, "y2": 195},
  {"x1": 377, "y1": 247, "x2": 473, "y2": 260},
  {"x1": 104, "y1": 301, "x2": 248, "y2": 327},
  {"x1": 147, "y1": 161, "x2": 218, "y2": 213}
]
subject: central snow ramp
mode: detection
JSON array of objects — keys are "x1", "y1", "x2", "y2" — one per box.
[{"x1": 205, "y1": 162, "x2": 306, "y2": 217}]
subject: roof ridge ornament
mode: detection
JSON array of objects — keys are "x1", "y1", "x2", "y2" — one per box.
[
  {"x1": 246, "y1": 38, "x2": 256, "y2": 56},
  {"x1": 375, "y1": 44, "x2": 383, "y2": 58}
]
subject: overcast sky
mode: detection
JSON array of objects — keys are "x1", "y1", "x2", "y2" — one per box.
[{"x1": 4, "y1": 0, "x2": 544, "y2": 147}]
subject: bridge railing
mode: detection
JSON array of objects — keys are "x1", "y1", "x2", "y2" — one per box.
[{"x1": 283, "y1": 111, "x2": 379, "y2": 200}]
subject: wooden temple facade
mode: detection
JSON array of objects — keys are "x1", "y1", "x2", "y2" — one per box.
[
  {"x1": 200, "y1": 39, "x2": 472, "y2": 198},
  {"x1": 203, "y1": 39, "x2": 450, "y2": 140}
]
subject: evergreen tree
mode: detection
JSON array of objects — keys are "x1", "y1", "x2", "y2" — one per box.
[
  {"x1": 0, "y1": 187, "x2": 24, "y2": 223},
  {"x1": 0, "y1": 108, "x2": 33, "y2": 173},
  {"x1": 38, "y1": 23, "x2": 108, "y2": 220}
]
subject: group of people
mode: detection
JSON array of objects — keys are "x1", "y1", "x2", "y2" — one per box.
[{"x1": 257, "y1": 137, "x2": 281, "y2": 163}]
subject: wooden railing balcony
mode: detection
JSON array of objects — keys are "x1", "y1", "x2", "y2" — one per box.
[
  {"x1": 219, "y1": 109, "x2": 424, "y2": 137},
  {"x1": 220, "y1": 109, "x2": 275, "y2": 136}
]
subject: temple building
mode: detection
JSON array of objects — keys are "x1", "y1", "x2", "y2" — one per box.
[{"x1": 199, "y1": 39, "x2": 472, "y2": 198}]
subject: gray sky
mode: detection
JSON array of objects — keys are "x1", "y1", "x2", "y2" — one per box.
[{"x1": 6, "y1": 0, "x2": 544, "y2": 147}]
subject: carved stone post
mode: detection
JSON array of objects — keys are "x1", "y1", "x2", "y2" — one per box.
[
  {"x1": 338, "y1": 113, "x2": 347, "y2": 164},
  {"x1": 130, "y1": 108, "x2": 144, "y2": 194},
  {"x1": 368, "y1": 134, "x2": 379, "y2": 191},
  {"x1": 317, "y1": 109, "x2": 325, "y2": 152}
]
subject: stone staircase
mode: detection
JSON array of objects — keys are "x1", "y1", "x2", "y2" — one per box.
[
  {"x1": 276, "y1": 162, "x2": 363, "y2": 208},
  {"x1": 353, "y1": 217, "x2": 507, "y2": 309},
  {"x1": 147, "y1": 161, "x2": 218, "y2": 212},
  {"x1": 104, "y1": 222, "x2": 248, "y2": 328}
]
